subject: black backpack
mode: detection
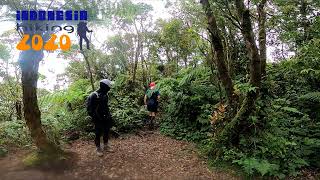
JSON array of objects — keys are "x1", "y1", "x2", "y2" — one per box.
[
  {"x1": 77, "y1": 22, "x2": 86, "y2": 35},
  {"x1": 86, "y1": 91, "x2": 99, "y2": 116}
]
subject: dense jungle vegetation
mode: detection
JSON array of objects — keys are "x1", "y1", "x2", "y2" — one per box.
[{"x1": 0, "y1": 0, "x2": 319, "y2": 179}]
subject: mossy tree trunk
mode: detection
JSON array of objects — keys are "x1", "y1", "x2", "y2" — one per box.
[
  {"x1": 15, "y1": 101, "x2": 22, "y2": 120},
  {"x1": 200, "y1": 0, "x2": 264, "y2": 148},
  {"x1": 215, "y1": 0, "x2": 263, "y2": 146},
  {"x1": 200, "y1": 0, "x2": 237, "y2": 106},
  {"x1": 132, "y1": 20, "x2": 142, "y2": 83},
  {"x1": 258, "y1": 0, "x2": 267, "y2": 78},
  {"x1": 19, "y1": 51, "x2": 58, "y2": 154}
]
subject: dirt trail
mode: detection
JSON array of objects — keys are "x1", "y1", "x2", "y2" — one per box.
[{"x1": 0, "y1": 131, "x2": 239, "y2": 180}]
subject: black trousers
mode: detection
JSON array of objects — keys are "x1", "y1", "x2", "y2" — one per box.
[
  {"x1": 94, "y1": 121, "x2": 111, "y2": 148},
  {"x1": 79, "y1": 35, "x2": 90, "y2": 50}
]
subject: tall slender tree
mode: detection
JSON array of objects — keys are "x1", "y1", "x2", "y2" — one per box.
[
  {"x1": 200, "y1": 0, "x2": 265, "y2": 146},
  {"x1": 200, "y1": 0, "x2": 236, "y2": 105}
]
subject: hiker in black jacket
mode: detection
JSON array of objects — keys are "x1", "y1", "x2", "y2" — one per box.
[
  {"x1": 77, "y1": 21, "x2": 92, "y2": 51},
  {"x1": 87, "y1": 79, "x2": 114, "y2": 156}
]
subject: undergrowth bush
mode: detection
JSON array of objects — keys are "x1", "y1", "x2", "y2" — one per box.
[
  {"x1": 157, "y1": 63, "x2": 320, "y2": 178},
  {"x1": 0, "y1": 55, "x2": 318, "y2": 179},
  {"x1": 109, "y1": 74, "x2": 147, "y2": 132},
  {"x1": 40, "y1": 79, "x2": 92, "y2": 142},
  {"x1": 158, "y1": 67, "x2": 220, "y2": 141},
  {"x1": 0, "y1": 120, "x2": 31, "y2": 147},
  {"x1": 38, "y1": 76, "x2": 147, "y2": 143},
  {"x1": 217, "y1": 98, "x2": 320, "y2": 178}
]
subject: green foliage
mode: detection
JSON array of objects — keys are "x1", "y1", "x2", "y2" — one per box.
[
  {"x1": 271, "y1": 0, "x2": 320, "y2": 49},
  {"x1": 114, "y1": 0, "x2": 153, "y2": 24},
  {"x1": 158, "y1": 67, "x2": 220, "y2": 141},
  {"x1": 211, "y1": 96, "x2": 320, "y2": 178},
  {"x1": 0, "y1": 120, "x2": 31, "y2": 147},
  {"x1": 109, "y1": 75, "x2": 147, "y2": 132},
  {"x1": 0, "y1": 0, "x2": 319, "y2": 178},
  {"x1": 29, "y1": 79, "x2": 93, "y2": 146},
  {"x1": 156, "y1": 18, "x2": 202, "y2": 71},
  {"x1": 39, "y1": 76, "x2": 147, "y2": 139},
  {"x1": 0, "y1": 43, "x2": 21, "y2": 122},
  {"x1": 233, "y1": 158, "x2": 280, "y2": 176},
  {"x1": 157, "y1": 59, "x2": 320, "y2": 178},
  {"x1": 299, "y1": 92, "x2": 320, "y2": 104},
  {"x1": 298, "y1": 92, "x2": 320, "y2": 119},
  {"x1": 215, "y1": 51, "x2": 320, "y2": 176},
  {"x1": 0, "y1": 43, "x2": 10, "y2": 60},
  {"x1": 0, "y1": 145, "x2": 8, "y2": 157}
]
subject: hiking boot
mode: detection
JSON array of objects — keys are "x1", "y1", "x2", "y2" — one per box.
[
  {"x1": 144, "y1": 117, "x2": 151, "y2": 125},
  {"x1": 103, "y1": 144, "x2": 114, "y2": 153},
  {"x1": 148, "y1": 123, "x2": 154, "y2": 130},
  {"x1": 96, "y1": 147, "x2": 103, "y2": 156},
  {"x1": 149, "y1": 117, "x2": 155, "y2": 130}
]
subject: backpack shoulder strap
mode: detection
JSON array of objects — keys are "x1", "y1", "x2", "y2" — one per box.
[{"x1": 93, "y1": 91, "x2": 99, "y2": 99}]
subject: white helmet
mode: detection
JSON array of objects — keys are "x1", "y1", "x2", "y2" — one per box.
[{"x1": 100, "y1": 79, "x2": 114, "y2": 88}]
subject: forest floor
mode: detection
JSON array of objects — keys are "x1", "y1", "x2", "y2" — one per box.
[{"x1": 0, "y1": 130, "x2": 240, "y2": 180}]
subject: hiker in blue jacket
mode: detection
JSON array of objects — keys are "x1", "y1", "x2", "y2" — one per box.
[{"x1": 144, "y1": 82, "x2": 160, "y2": 129}]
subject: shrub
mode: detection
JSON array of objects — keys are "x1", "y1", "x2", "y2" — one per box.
[
  {"x1": 158, "y1": 67, "x2": 220, "y2": 141},
  {"x1": 109, "y1": 74, "x2": 147, "y2": 132},
  {"x1": 0, "y1": 120, "x2": 31, "y2": 147}
]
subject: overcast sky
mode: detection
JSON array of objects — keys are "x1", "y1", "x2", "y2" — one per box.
[
  {"x1": 0, "y1": 0, "x2": 171, "y2": 90},
  {"x1": 0, "y1": 1, "x2": 292, "y2": 91}
]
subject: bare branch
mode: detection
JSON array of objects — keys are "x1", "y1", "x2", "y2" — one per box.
[
  {"x1": 223, "y1": 0, "x2": 242, "y2": 29},
  {"x1": 10, "y1": 0, "x2": 19, "y2": 11},
  {"x1": 222, "y1": 14, "x2": 242, "y2": 29},
  {"x1": 59, "y1": 0, "x2": 73, "y2": 9},
  {"x1": 46, "y1": 0, "x2": 54, "y2": 11}
]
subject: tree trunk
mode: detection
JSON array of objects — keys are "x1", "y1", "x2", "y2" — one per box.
[
  {"x1": 145, "y1": 46, "x2": 152, "y2": 83},
  {"x1": 165, "y1": 48, "x2": 172, "y2": 62},
  {"x1": 200, "y1": 0, "x2": 236, "y2": 105},
  {"x1": 183, "y1": 56, "x2": 188, "y2": 68},
  {"x1": 132, "y1": 20, "x2": 144, "y2": 83},
  {"x1": 228, "y1": 26, "x2": 238, "y2": 78},
  {"x1": 258, "y1": 0, "x2": 267, "y2": 77},
  {"x1": 15, "y1": 100, "x2": 22, "y2": 120},
  {"x1": 220, "y1": 19, "x2": 232, "y2": 76},
  {"x1": 235, "y1": 0, "x2": 262, "y2": 89},
  {"x1": 132, "y1": 37, "x2": 140, "y2": 83},
  {"x1": 19, "y1": 55, "x2": 57, "y2": 153},
  {"x1": 82, "y1": 52, "x2": 95, "y2": 91},
  {"x1": 140, "y1": 43, "x2": 147, "y2": 86},
  {"x1": 300, "y1": 0, "x2": 309, "y2": 44},
  {"x1": 215, "y1": 0, "x2": 263, "y2": 146},
  {"x1": 215, "y1": 91, "x2": 257, "y2": 145},
  {"x1": 210, "y1": 0, "x2": 264, "y2": 148}
]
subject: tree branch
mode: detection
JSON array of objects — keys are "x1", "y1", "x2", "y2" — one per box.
[
  {"x1": 223, "y1": 0, "x2": 242, "y2": 29},
  {"x1": 200, "y1": 0, "x2": 236, "y2": 105},
  {"x1": 46, "y1": 0, "x2": 54, "y2": 11}
]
